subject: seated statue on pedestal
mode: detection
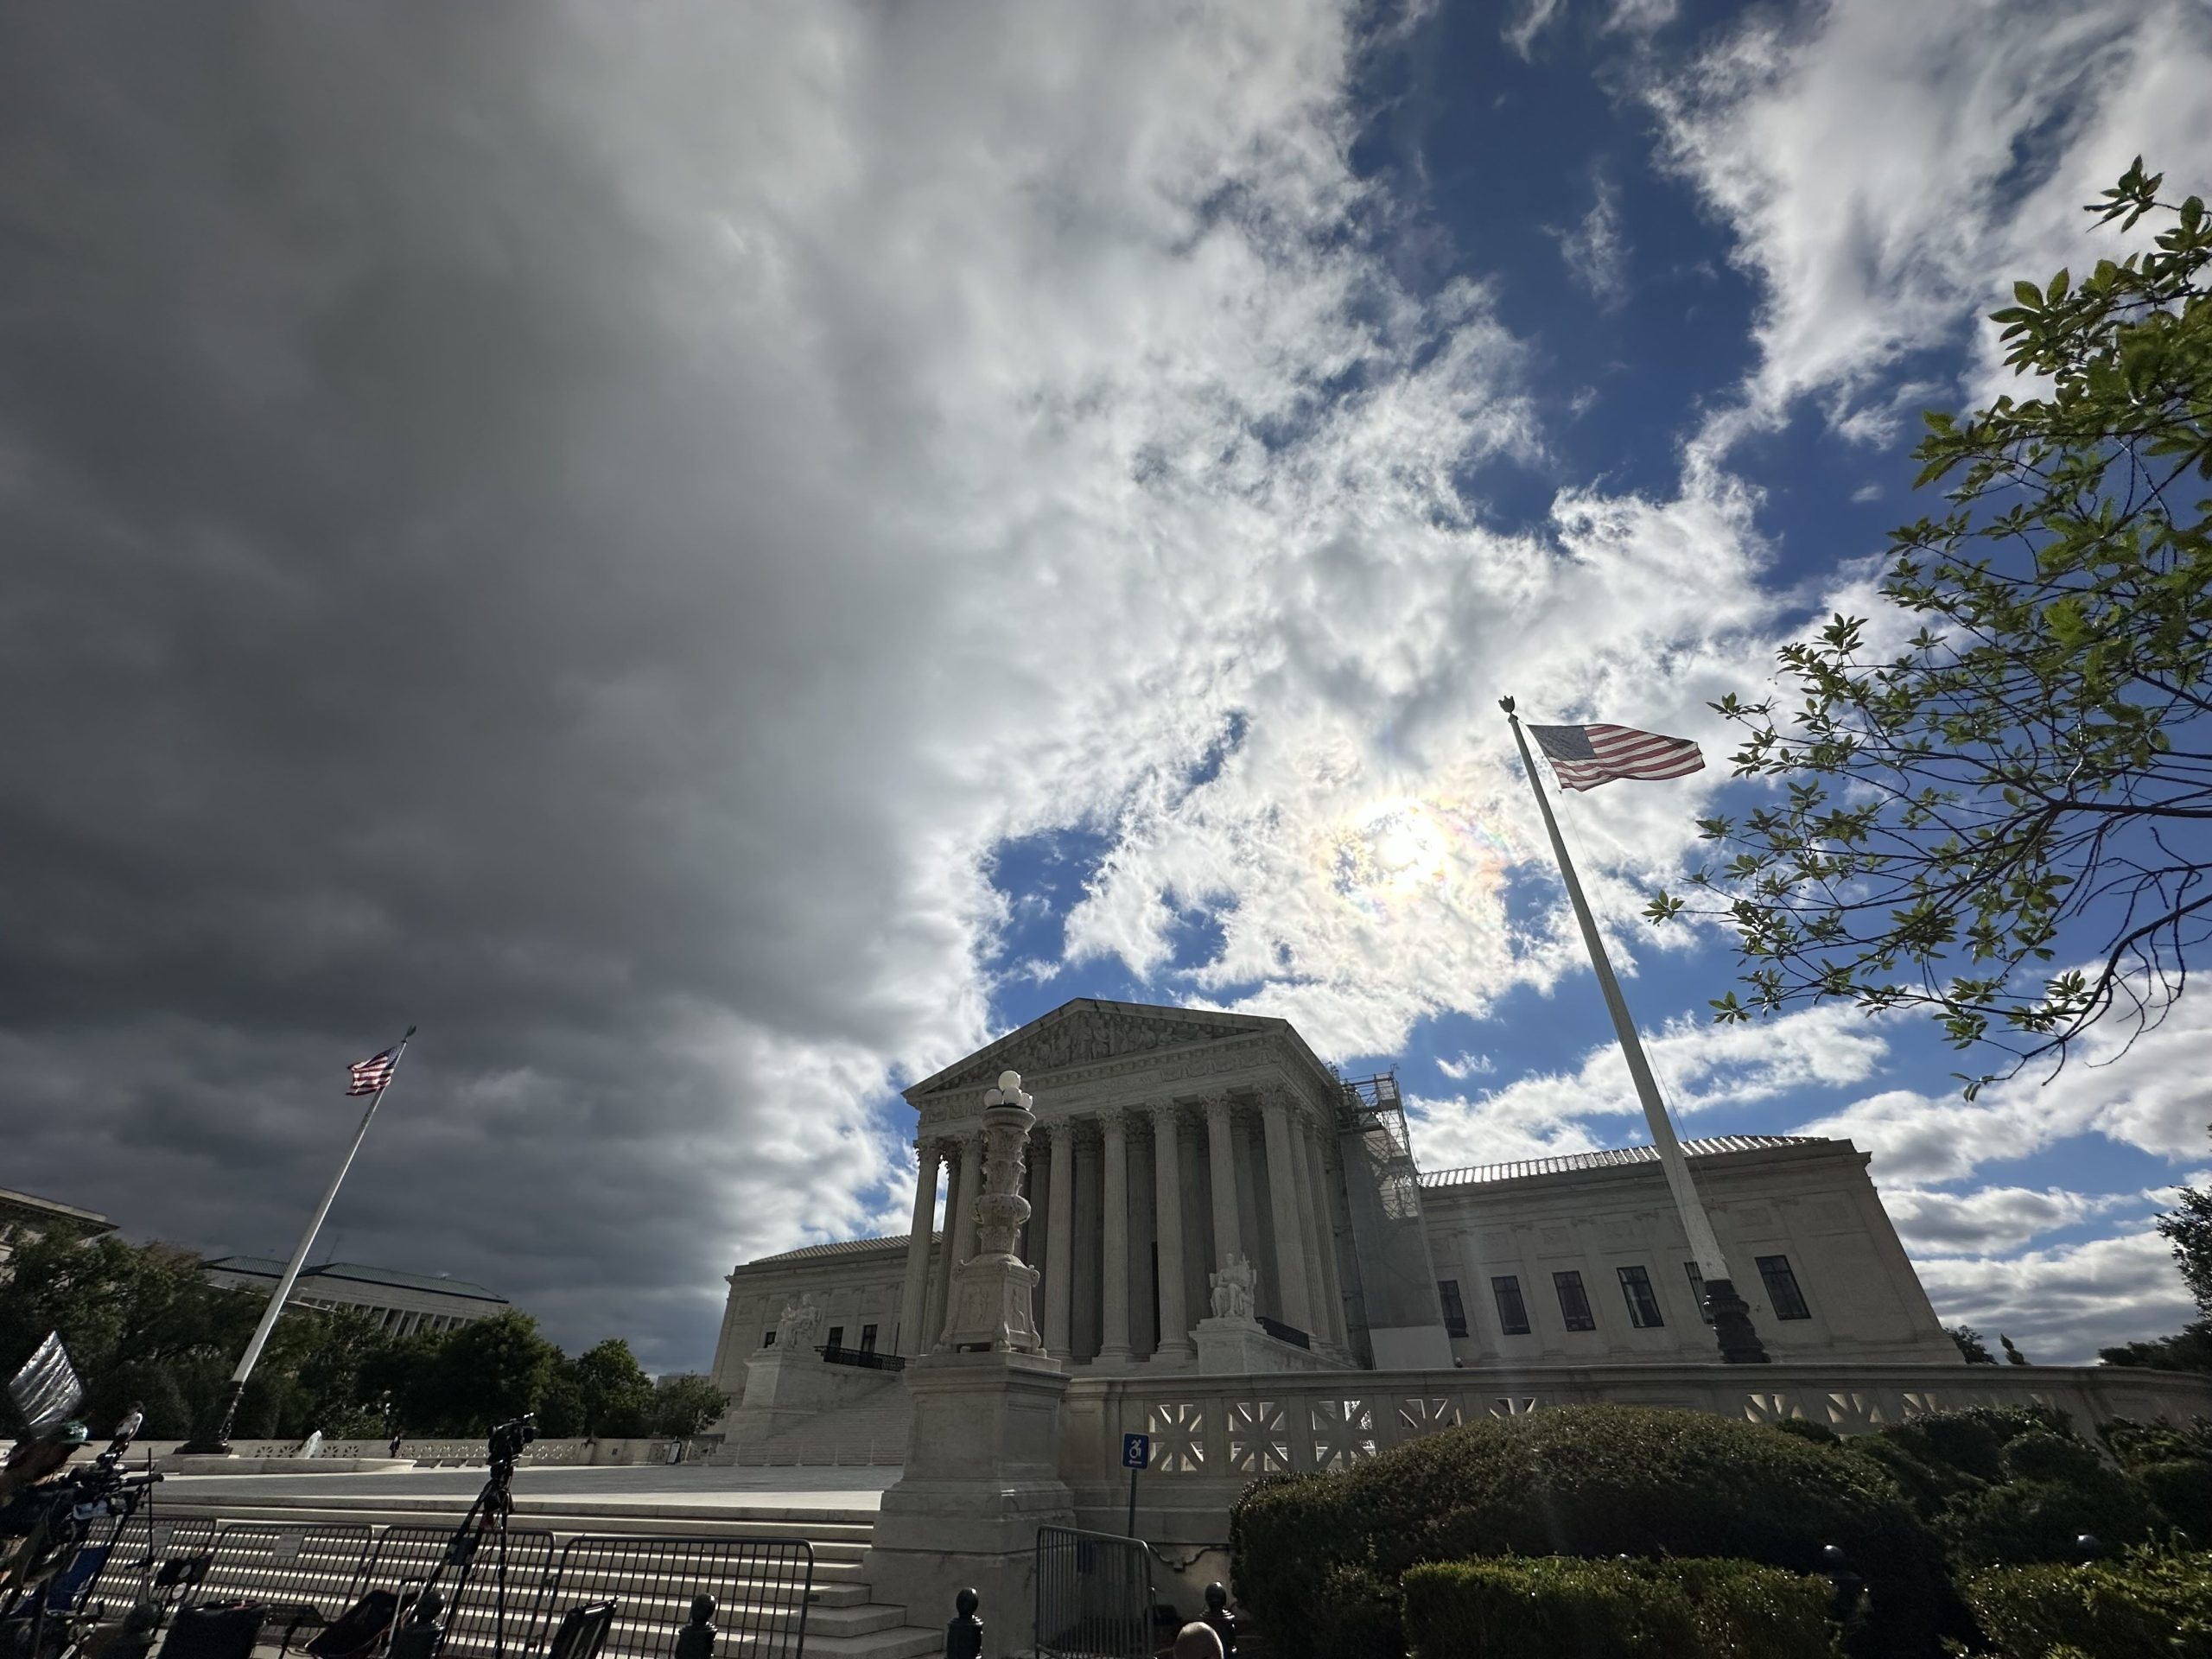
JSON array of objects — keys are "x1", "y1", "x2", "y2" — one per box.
[
  {"x1": 776, "y1": 1293, "x2": 823, "y2": 1351},
  {"x1": 1207, "y1": 1253, "x2": 1258, "y2": 1321}
]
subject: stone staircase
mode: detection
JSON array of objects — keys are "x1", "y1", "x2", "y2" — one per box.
[
  {"x1": 154, "y1": 1491, "x2": 942, "y2": 1658},
  {"x1": 714, "y1": 1387, "x2": 914, "y2": 1469}
]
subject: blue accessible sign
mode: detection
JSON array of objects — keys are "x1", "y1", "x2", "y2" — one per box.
[{"x1": 1122, "y1": 1432, "x2": 1151, "y2": 1470}]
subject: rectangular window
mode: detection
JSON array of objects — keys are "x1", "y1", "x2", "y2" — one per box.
[
  {"x1": 1554, "y1": 1270, "x2": 1596, "y2": 1332},
  {"x1": 1684, "y1": 1262, "x2": 1713, "y2": 1323},
  {"x1": 1618, "y1": 1265, "x2": 1664, "y2": 1329},
  {"x1": 762, "y1": 1330, "x2": 776, "y2": 1348},
  {"x1": 1491, "y1": 1275, "x2": 1531, "y2": 1336},
  {"x1": 824, "y1": 1325, "x2": 844, "y2": 1353},
  {"x1": 1437, "y1": 1279, "x2": 1469, "y2": 1338},
  {"x1": 1758, "y1": 1255, "x2": 1812, "y2": 1320}
]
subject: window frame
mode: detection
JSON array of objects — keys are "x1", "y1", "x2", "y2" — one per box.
[
  {"x1": 1617, "y1": 1264, "x2": 1664, "y2": 1329},
  {"x1": 1757, "y1": 1254, "x2": 1812, "y2": 1321},
  {"x1": 1491, "y1": 1274, "x2": 1532, "y2": 1336},
  {"x1": 1683, "y1": 1262, "x2": 1713, "y2": 1324},
  {"x1": 1437, "y1": 1278, "x2": 1470, "y2": 1338},
  {"x1": 859, "y1": 1323, "x2": 878, "y2": 1355},
  {"x1": 1553, "y1": 1269, "x2": 1597, "y2": 1332}
]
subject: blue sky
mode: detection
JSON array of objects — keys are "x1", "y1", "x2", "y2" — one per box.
[{"x1": 5, "y1": 0, "x2": 2209, "y2": 1371}]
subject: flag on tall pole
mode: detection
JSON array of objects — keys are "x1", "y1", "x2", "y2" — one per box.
[
  {"x1": 180, "y1": 1026, "x2": 418, "y2": 1453},
  {"x1": 1501, "y1": 698, "x2": 1770, "y2": 1364}
]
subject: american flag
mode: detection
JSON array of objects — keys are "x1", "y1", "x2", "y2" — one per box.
[
  {"x1": 346, "y1": 1042, "x2": 403, "y2": 1096},
  {"x1": 1529, "y1": 722, "x2": 1705, "y2": 791}
]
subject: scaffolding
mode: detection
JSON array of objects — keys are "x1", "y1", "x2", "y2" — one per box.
[{"x1": 1333, "y1": 1072, "x2": 1448, "y2": 1363}]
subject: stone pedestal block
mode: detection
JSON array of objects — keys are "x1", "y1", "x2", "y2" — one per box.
[
  {"x1": 1193, "y1": 1315, "x2": 1329, "y2": 1375},
  {"x1": 863, "y1": 1350, "x2": 1074, "y2": 1627}
]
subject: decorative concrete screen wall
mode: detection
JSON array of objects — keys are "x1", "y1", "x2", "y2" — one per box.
[{"x1": 1055, "y1": 1361, "x2": 2212, "y2": 1605}]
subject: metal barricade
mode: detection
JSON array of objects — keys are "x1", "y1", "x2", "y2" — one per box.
[
  {"x1": 529, "y1": 1535, "x2": 814, "y2": 1659},
  {"x1": 75, "y1": 1516, "x2": 219, "y2": 1615},
  {"x1": 359, "y1": 1524, "x2": 558, "y2": 1657},
  {"x1": 1034, "y1": 1526, "x2": 1153, "y2": 1659},
  {"x1": 198, "y1": 1523, "x2": 375, "y2": 1619}
]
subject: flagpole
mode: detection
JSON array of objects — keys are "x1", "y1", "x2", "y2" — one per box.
[
  {"x1": 182, "y1": 1026, "x2": 417, "y2": 1453},
  {"x1": 1501, "y1": 700, "x2": 1769, "y2": 1364}
]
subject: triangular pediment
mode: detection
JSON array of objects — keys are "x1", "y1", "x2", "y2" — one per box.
[{"x1": 906, "y1": 998, "x2": 1285, "y2": 1098}]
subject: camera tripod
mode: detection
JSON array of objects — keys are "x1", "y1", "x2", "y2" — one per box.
[{"x1": 385, "y1": 1416, "x2": 535, "y2": 1659}]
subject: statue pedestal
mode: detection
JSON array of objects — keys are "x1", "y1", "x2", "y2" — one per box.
[
  {"x1": 863, "y1": 1350, "x2": 1073, "y2": 1625},
  {"x1": 1194, "y1": 1315, "x2": 1329, "y2": 1375}
]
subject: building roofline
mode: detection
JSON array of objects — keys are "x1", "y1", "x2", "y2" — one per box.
[
  {"x1": 1418, "y1": 1135, "x2": 1844, "y2": 1192},
  {"x1": 202, "y1": 1256, "x2": 507, "y2": 1304},
  {"x1": 0, "y1": 1187, "x2": 117, "y2": 1235}
]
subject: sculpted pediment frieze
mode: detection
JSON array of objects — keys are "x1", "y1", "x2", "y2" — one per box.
[{"x1": 908, "y1": 999, "x2": 1281, "y2": 1098}]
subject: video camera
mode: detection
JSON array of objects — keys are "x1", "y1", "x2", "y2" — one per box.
[{"x1": 486, "y1": 1415, "x2": 537, "y2": 1469}]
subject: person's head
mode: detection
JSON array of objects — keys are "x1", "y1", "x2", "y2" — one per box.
[{"x1": 1173, "y1": 1622, "x2": 1224, "y2": 1659}]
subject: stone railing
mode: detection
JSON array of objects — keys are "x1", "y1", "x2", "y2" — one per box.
[
  {"x1": 1065, "y1": 1361, "x2": 2212, "y2": 1484},
  {"x1": 1, "y1": 1435, "x2": 692, "y2": 1469}
]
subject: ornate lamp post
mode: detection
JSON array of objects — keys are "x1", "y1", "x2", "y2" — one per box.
[{"x1": 939, "y1": 1070, "x2": 1045, "y2": 1355}]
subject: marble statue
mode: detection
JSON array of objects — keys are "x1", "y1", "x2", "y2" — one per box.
[
  {"x1": 776, "y1": 1292, "x2": 822, "y2": 1350},
  {"x1": 1208, "y1": 1252, "x2": 1257, "y2": 1320}
]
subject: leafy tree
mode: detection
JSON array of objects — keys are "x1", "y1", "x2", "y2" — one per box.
[
  {"x1": 408, "y1": 1310, "x2": 561, "y2": 1433},
  {"x1": 566, "y1": 1339, "x2": 656, "y2": 1437},
  {"x1": 1999, "y1": 1334, "x2": 2031, "y2": 1366},
  {"x1": 2100, "y1": 1319, "x2": 2212, "y2": 1371},
  {"x1": 1948, "y1": 1324, "x2": 1999, "y2": 1365},
  {"x1": 2158, "y1": 1176, "x2": 2212, "y2": 1313},
  {"x1": 0, "y1": 1232, "x2": 263, "y2": 1435},
  {"x1": 1649, "y1": 160, "x2": 2212, "y2": 1091},
  {"x1": 648, "y1": 1373, "x2": 729, "y2": 1439}
]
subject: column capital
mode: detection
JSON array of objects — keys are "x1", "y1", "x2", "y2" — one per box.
[
  {"x1": 1096, "y1": 1104, "x2": 1134, "y2": 1135},
  {"x1": 1145, "y1": 1098, "x2": 1185, "y2": 1133}
]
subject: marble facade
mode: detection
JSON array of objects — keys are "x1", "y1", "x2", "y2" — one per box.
[{"x1": 709, "y1": 997, "x2": 1961, "y2": 1400}]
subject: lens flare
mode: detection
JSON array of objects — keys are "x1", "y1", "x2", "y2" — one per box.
[{"x1": 1330, "y1": 798, "x2": 1512, "y2": 918}]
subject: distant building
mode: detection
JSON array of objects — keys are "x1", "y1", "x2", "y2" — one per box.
[
  {"x1": 0, "y1": 1187, "x2": 118, "y2": 1273},
  {"x1": 202, "y1": 1257, "x2": 509, "y2": 1337}
]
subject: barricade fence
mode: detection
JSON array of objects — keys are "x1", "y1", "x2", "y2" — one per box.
[
  {"x1": 54, "y1": 1518, "x2": 814, "y2": 1659},
  {"x1": 527, "y1": 1535, "x2": 814, "y2": 1659},
  {"x1": 363, "y1": 1524, "x2": 560, "y2": 1659},
  {"x1": 1034, "y1": 1526, "x2": 1153, "y2": 1659}
]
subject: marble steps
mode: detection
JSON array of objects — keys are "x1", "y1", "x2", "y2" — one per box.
[{"x1": 719, "y1": 1389, "x2": 915, "y2": 1469}]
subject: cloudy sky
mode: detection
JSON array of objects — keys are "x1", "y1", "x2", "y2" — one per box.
[{"x1": 4, "y1": 0, "x2": 2209, "y2": 1372}]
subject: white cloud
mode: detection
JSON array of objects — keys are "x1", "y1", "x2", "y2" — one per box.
[
  {"x1": 1885, "y1": 1184, "x2": 2126, "y2": 1254},
  {"x1": 1796, "y1": 994, "x2": 2212, "y2": 1187},
  {"x1": 1406, "y1": 1001, "x2": 1892, "y2": 1173},
  {"x1": 1649, "y1": 0, "x2": 2212, "y2": 429},
  {"x1": 1551, "y1": 175, "x2": 1630, "y2": 308},
  {"x1": 1437, "y1": 1050, "x2": 1497, "y2": 1080},
  {"x1": 1919, "y1": 1230, "x2": 2196, "y2": 1363},
  {"x1": 1505, "y1": 0, "x2": 1567, "y2": 59}
]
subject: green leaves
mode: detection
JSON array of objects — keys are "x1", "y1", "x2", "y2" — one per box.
[{"x1": 1648, "y1": 161, "x2": 2212, "y2": 1088}]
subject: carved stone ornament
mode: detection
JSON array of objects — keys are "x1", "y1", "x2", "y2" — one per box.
[
  {"x1": 938, "y1": 1069, "x2": 1046, "y2": 1355},
  {"x1": 776, "y1": 1293, "x2": 823, "y2": 1348}
]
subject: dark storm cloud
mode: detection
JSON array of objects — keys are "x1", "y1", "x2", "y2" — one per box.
[{"x1": 0, "y1": 5, "x2": 987, "y2": 1365}]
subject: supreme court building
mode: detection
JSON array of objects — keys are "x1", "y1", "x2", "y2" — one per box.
[{"x1": 709, "y1": 997, "x2": 1959, "y2": 1394}]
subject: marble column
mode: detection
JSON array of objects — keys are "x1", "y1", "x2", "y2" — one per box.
[
  {"x1": 938, "y1": 1132, "x2": 984, "y2": 1343},
  {"x1": 1205, "y1": 1096, "x2": 1242, "y2": 1277},
  {"x1": 1260, "y1": 1094, "x2": 1314, "y2": 1332},
  {"x1": 1285, "y1": 1116, "x2": 1336, "y2": 1349},
  {"x1": 1150, "y1": 1103, "x2": 1192, "y2": 1361},
  {"x1": 897, "y1": 1139, "x2": 944, "y2": 1357},
  {"x1": 925, "y1": 1138, "x2": 962, "y2": 1340},
  {"x1": 1306, "y1": 1118, "x2": 1351, "y2": 1345},
  {"x1": 1045, "y1": 1119, "x2": 1076, "y2": 1357},
  {"x1": 1098, "y1": 1108, "x2": 1133, "y2": 1360}
]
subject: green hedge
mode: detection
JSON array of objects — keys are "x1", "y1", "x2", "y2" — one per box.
[
  {"x1": 1230, "y1": 1405, "x2": 1959, "y2": 1658},
  {"x1": 1402, "y1": 1556, "x2": 1839, "y2": 1659},
  {"x1": 1963, "y1": 1553, "x2": 2212, "y2": 1658}
]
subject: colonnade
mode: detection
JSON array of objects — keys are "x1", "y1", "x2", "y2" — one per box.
[{"x1": 893, "y1": 1092, "x2": 1352, "y2": 1363}]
